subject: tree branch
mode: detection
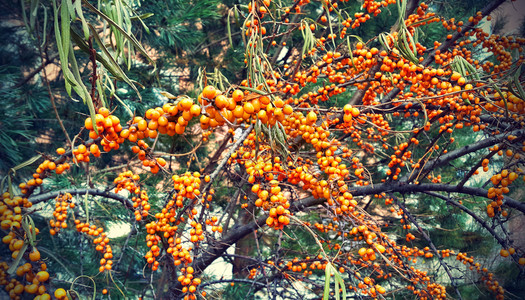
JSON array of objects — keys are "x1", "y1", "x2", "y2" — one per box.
[
  {"x1": 393, "y1": 194, "x2": 463, "y2": 300},
  {"x1": 13, "y1": 53, "x2": 59, "y2": 89},
  {"x1": 423, "y1": 191, "x2": 507, "y2": 247},
  {"x1": 403, "y1": 128, "x2": 525, "y2": 182},
  {"x1": 28, "y1": 188, "x2": 133, "y2": 208},
  {"x1": 293, "y1": 182, "x2": 525, "y2": 214}
]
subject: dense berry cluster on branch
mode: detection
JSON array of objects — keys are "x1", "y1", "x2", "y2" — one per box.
[{"x1": 2, "y1": 0, "x2": 525, "y2": 299}]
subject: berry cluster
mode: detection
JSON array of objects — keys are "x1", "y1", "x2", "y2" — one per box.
[
  {"x1": 49, "y1": 193, "x2": 74, "y2": 235},
  {"x1": 114, "y1": 171, "x2": 150, "y2": 221}
]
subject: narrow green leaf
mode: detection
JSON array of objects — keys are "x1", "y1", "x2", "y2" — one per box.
[
  {"x1": 10, "y1": 154, "x2": 42, "y2": 172},
  {"x1": 74, "y1": 0, "x2": 89, "y2": 39},
  {"x1": 130, "y1": 13, "x2": 154, "y2": 21},
  {"x1": 131, "y1": 12, "x2": 151, "y2": 33},
  {"x1": 114, "y1": 0, "x2": 125, "y2": 61},
  {"x1": 463, "y1": 59, "x2": 480, "y2": 80},
  {"x1": 28, "y1": 216, "x2": 37, "y2": 244},
  {"x1": 84, "y1": 192, "x2": 90, "y2": 222},
  {"x1": 333, "y1": 267, "x2": 347, "y2": 300},
  {"x1": 323, "y1": 262, "x2": 331, "y2": 300},
  {"x1": 160, "y1": 91, "x2": 177, "y2": 99},
  {"x1": 378, "y1": 33, "x2": 391, "y2": 52},
  {"x1": 346, "y1": 37, "x2": 357, "y2": 71},
  {"x1": 8, "y1": 243, "x2": 28, "y2": 275},
  {"x1": 234, "y1": 6, "x2": 239, "y2": 25},
  {"x1": 96, "y1": 77, "x2": 106, "y2": 108},
  {"x1": 53, "y1": 0, "x2": 78, "y2": 88},
  {"x1": 400, "y1": 29, "x2": 418, "y2": 64},
  {"x1": 490, "y1": 79, "x2": 509, "y2": 119},
  {"x1": 8, "y1": 176, "x2": 13, "y2": 197},
  {"x1": 66, "y1": 40, "x2": 98, "y2": 134},
  {"x1": 323, "y1": 4, "x2": 336, "y2": 49},
  {"x1": 406, "y1": 29, "x2": 418, "y2": 58},
  {"x1": 65, "y1": 0, "x2": 75, "y2": 20},
  {"x1": 64, "y1": 78, "x2": 72, "y2": 96},
  {"x1": 82, "y1": 0, "x2": 155, "y2": 68},
  {"x1": 227, "y1": 10, "x2": 233, "y2": 48},
  {"x1": 0, "y1": 175, "x2": 6, "y2": 195},
  {"x1": 21, "y1": 216, "x2": 35, "y2": 246},
  {"x1": 112, "y1": 93, "x2": 133, "y2": 117},
  {"x1": 30, "y1": 0, "x2": 40, "y2": 32},
  {"x1": 334, "y1": 267, "x2": 340, "y2": 300},
  {"x1": 70, "y1": 29, "x2": 123, "y2": 79},
  {"x1": 239, "y1": 86, "x2": 266, "y2": 95},
  {"x1": 514, "y1": 65, "x2": 525, "y2": 100},
  {"x1": 40, "y1": 6, "x2": 48, "y2": 47},
  {"x1": 61, "y1": 0, "x2": 71, "y2": 66},
  {"x1": 456, "y1": 58, "x2": 467, "y2": 77},
  {"x1": 88, "y1": 24, "x2": 142, "y2": 100},
  {"x1": 21, "y1": 0, "x2": 31, "y2": 34},
  {"x1": 68, "y1": 43, "x2": 89, "y2": 101},
  {"x1": 340, "y1": 277, "x2": 347, "y2": 300}
]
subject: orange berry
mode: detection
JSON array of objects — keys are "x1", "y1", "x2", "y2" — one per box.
[
  {"x1": 29, "y1": 249, "x2": 41, "y2": 262},
  {"x1": 190, "y1": 104, "x2": 201, "y2": 116},
  {"x1": 179, "y1": 98, "x2": 194, "y2": 111},
  {"x1": 306, "y1": 111, "x2": 317, "y2": 124},
  {"x1": 232, "y1": 89, "x2": 244, "y2": 102},
  {"x1": 451, "y1": 72, "x2": 461, "y2": 81},
  {"x1": 215, "y1": 95, "x2": 228, "y2": 109},
  {"x1": 85, "y1": 118, "x2": 94, "y2": 130},
  {"x1": 54, "y1": 288, "x2": 67, "y2": 299},
  {"x1": 500, "y1": 249, "x2": 509, "y2": 257},
  {"x1": 36, "y1": 271, "x2": 50, "y2": 282},
  {"x1": 243, "y1": 102, "x2": 255, "y2": 114},
  {"x1": 98, "y1": 107, "x2": 110, "y2": 117},
  {"x1": 283, "y1": 104, "x2": 293, "y2": 115},
  {"x1": 202, "y1": 86, "x2": 216, "y2": 99}
]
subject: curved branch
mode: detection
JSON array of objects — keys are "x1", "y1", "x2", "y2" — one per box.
[
  {"x1": 356, "y1": 183, "x2": 525, "y2": 213},
  {"x1": 28, "y1": 188, "x2": 133, "y2": 208},
  {"x1": 294, "y1": 182, "x2": 525, "y2": 214},
  {"x1": 199, "y1": 278, "x2": 266, "y2": 289},
  {"x1": 393, "y1": 195, "x2": 463, "y2": 300},
  {"x1": 423, "y1": 191, "x2": 507, "y2": 247},
  {"x1": 201, "y1": 124, "x2": 253, "y2": 196},
  {"x1": 403, "y1": 128, "x2": 525, "y2": 182},
  {"x1": 170, "y1": 179, "x2": 524, "y2": 297},
  {"x1": 13, "y1": 53, "x2": 59, "y2": 89}
]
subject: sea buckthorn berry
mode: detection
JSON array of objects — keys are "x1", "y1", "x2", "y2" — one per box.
[
  {"x1": 54, "y1": 288, "x2": 67, "y2": 299},
  {"x1": 202, "y1": 86, "x2": 216, "y2": 99}
]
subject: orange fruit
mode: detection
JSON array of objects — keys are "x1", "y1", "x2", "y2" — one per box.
[
  {"x1": 232, "y1": 89, "x2": 244, "y2": 102},
  {"x1": 215, "y1": 95, "x2": 228, "y2": 109},
  {"x1": 202, "y1": 86, "x2": 216, "y2": 99},
  {"x1": 243, "y1": 102, "x2": 255, "y2": 114},
  {"x1": 306, "y1": 111, "x2": 317, "y2": 124},
  {"x1": 36, "y1": 271, "x2": 50, "y2": 282},
  {"x1": 29, "y1": 249, "x2": 41, "y2": 261},
  {"x1": 190, "y1": 104, "x2": 201, "y2": 116},
  {"x1": 54, "y1": 288, "x2": 67, "y2": 299}
]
